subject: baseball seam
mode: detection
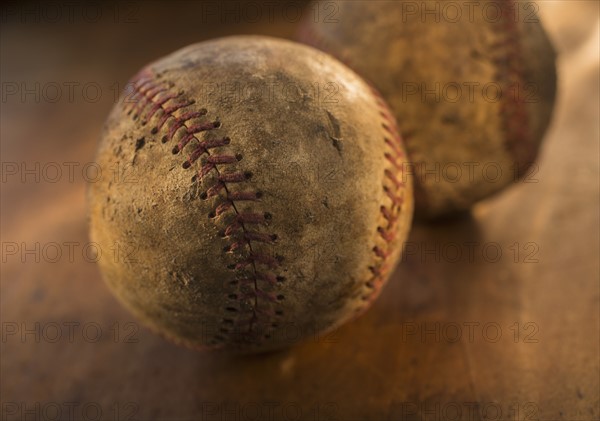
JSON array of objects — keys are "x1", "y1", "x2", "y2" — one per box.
[
  {"x1": 494, "y1": 0, "x2": 533, "y2": 176},
  {"x1": 124, "y1": 63, "x2": 407, "y2": 342},
  {"x1": 354, "y1": 86, "x2": 407, "y2": 312},
  {"x1": 125, "y1": 69, "x2": 284, "y2": 348},
  {"x1": 298, "y1": 27, "x2": 408, "y2": 311}
]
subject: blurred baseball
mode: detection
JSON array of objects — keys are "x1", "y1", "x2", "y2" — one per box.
[{"x1": 299, "y1": 0, "x2": 556, "y2": 218}]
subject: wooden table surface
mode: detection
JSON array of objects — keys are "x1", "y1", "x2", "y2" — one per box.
[{"x1": 1, "y1": 2, "x2": 598, "y2": 420}]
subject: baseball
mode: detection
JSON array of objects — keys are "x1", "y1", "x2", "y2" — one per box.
[
  {"x1": 299, "y1": 0, "x2": 557, "y2": 218},
  {"x1": 88, "y1": 36, "x2": 413, "y2": 353}
]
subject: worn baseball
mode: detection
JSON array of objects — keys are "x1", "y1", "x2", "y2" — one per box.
[
  {"x1": 299, "y1": 0, "x2": 557, "y2": 218},
  {"x1": 88, "y1": 36, "x2": 413, "y2": 353}
]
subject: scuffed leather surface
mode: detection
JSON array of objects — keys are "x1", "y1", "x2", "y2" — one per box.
[{"x1": 89, "y1": 36, "x2": 413, "y2": 353}]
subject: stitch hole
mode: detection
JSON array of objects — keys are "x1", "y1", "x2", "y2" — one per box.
[
  {"x1": 229, "y1": 280, "x2": 238, "y2": 286},
  {"x1": 218, "y1": 230, "x2": 226, "y2": 238},
  {"x1": 191, "y1": 175, "x2": 198, "y2": 183},
  {"x1": 228, "y1": 294, "x2": 238, "y2": 300},
  {"x1": 271, "y1": 323, "x2": 279, "y2": 328},
  {"x1": 264, "y1": 212, "x2": 272, "y2": 221},
  {"x1": 213, "y1": 121, "x2": 221, "y2": 128},
  {"x1": 270, "y1": 234, "x2": 278, "y2": 241},
  {"x1": 264, "y1": 334, "x2": 271, "y2": 339},
  {"x1": 275, "y1": 310, "x2": 283, "y2": 316},
  {"x1": 208, "y1": 211, "x2": 216, "y2": 219},
  {"x1": 161, "y1": 136, "x2": 168, "y2": 143},
  {"x1": 227, "y1": 264, "x2": 236, "y2": 270},
  {"x1": 223, "y1": 245, "x2": 231, "y2": 253},
  {"x1": 276, "y1": 294, "x2": 285, "y2": 301},
  {"x1": 219, "y1": 328, "x2": 229, "y2": 333},
  {"x1": 171, "y1": 146, "x2": 180, "y2": 154},
  {"x1": 223, "y1": 137, "x2": 231, "y2": 145},
  {"x1": 244, "y1": 171, "x2": 253, "y2": 179},
  {"x1": 135, "y1": 137, "x2": 145, "y2": 151},
  {"x1": 151, "y1": 127, "x2": 158, "y2": 134},
  {"x1": 235, "y1": 153, "x2": 243, "y2": 161},
  {"x1": 365, "y1": 281, "x2": 374, "y2": 289},
  {"x1": 255, "y1": 191, "x2": 263, "y2": 199},
  {"x1": 225, "y1": 307, "x2": 238, "y2": 312},
  {"x1": 276, "y1": 276, "x2": 285, "y2": 283},
  {"x1": 182, "y1": 161, "x2": 191, "y2": 169},
  {"x1": 199, "y1": 192, "x2": 208, "y2": 200}
]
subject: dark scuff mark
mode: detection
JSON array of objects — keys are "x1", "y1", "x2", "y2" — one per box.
[
  {"x1": 325, "y1": 110, "x2": 343, "y2": 156},
  {"x1": 135, "y1": 137, "x2": 145, "y2": 151}
]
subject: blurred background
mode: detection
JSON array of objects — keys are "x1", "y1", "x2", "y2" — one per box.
[{"x1": 1, "y1": 1, "x2": 598, "y2": 420}]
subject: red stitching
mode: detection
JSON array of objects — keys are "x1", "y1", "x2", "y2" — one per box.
[
  {"x1": 207, "y1": 155, "x2": 238, "y2": 165},
  {"x1": 236, "y1": 253, "x2": 280, "y2": 269},
  {"x1": 494, "y1": 0, "x2": 533, "y2": 176},
  {"x1": 384, "y1": 169, "x2": 403, "y2": 190},
  {"x1": 360, "y1": 86, "x2": 408, "y2": 308},
  {"x1": 206, "y1": 181, "x2": 226, "y2": 198},
  {"x1": 125, "y1": 69, "x2": 284, "y2": 346},
  {"x1": 383, "y1": 186, "x2": 404, "y2": 207},
  {"x1": 372, "y1": 246, "x2": 389, "y2": 260},
  {"x1": 298, "y1": 24, "x2": 410, "y2": 312},
  {"x1": 214, "y1": 201, "x2": 233, "y2": 217},
  {"x1": 255, "y1": 272, "x2": 278, "y2": 284},
  {"x1": 237, "y1": 272, "x2": 277, "y2": 285},
  {"x1": 165, "y1": 110, "x2": 207, "y2": 136},
  {"x1": 244, "y1": 231, "x2": 277, "y2": 243},
  {"x1": 218, "y1": 172, "x2": 248, "y2": 183},
  {"x1": 384, "y1": 137, "x2": 404, "y2": 158},
  {"x1": 238, "y1": 212, "x2": 267, "y2": 223},
  {"x1": 198, "y1": 162, "x2": 217, "y2": 178},
  {"x1": 145, "y1": 93, "x2": 182, "y2": 121}
]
